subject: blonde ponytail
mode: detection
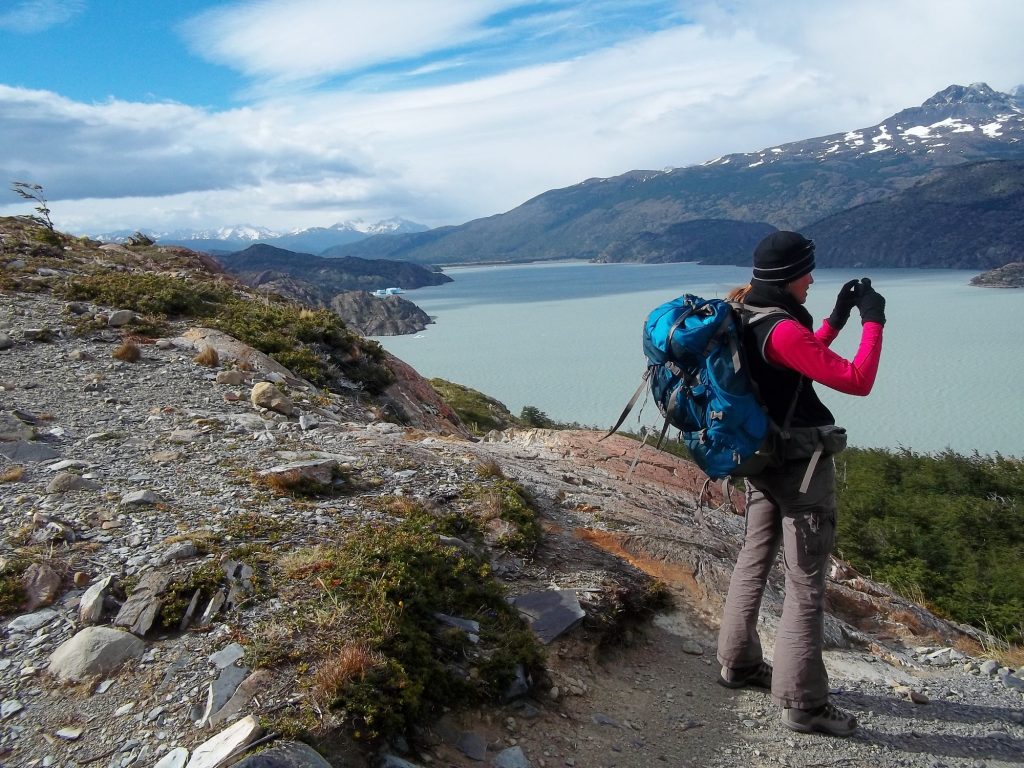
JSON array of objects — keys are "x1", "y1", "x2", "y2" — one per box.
[{"x1": 726, "y1": 284, "x2": 752, "y2": 302}]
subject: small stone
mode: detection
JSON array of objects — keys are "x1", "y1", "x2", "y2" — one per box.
[
  {"x1": 107, "y1": 310, "x2": 136, "y2": 327},
  {"x1": 1, "y1": 700, "x2": 24, "y2": 719},
  {"x1": 74, "y1": 571, "x2": 91, "y2": 587},
  {"x1": 121, "y1": 489, "x2": 163, "y2": 506},
  {"x1": 153, "y1": 747, "x2": 189, "y2": 768},
  {"x1": 456, "y1": 731, "x2": 488, "y2": 761},
  {"x1": 46, "y1": 471, "x2": 99, "y2": 493},
  {"x1": 215, "y1": 370, "x2": 246, "y2": 386},
  {"x1": 22, "y1": 562, "x2": 62, "y2": 610},
  {"x1": 160, "y1": 541, "x2": 198, "y2": 564},
  {"x1": 55, "y1": 726, "x2": 84, "y2": 740},
  {"x1": 251, "y1": 382, "x2": 296, "y2": 416}
]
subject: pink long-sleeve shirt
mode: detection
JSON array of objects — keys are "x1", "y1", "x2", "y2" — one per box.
[{"x1": 764, "y1": 319, "x2": 884, "y2": 396}]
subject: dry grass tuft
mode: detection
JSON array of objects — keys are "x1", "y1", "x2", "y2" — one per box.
[
  {"x1": 476, "y1": 459, "x2": 505, "y2": 479},
  {"x1": 0, "y1": 465, "x2": 25, "y2": 483},
  {"x1": 311, "y1": 644, "x2": 379, "y2": 704},
  {"x1": 193, "y1": 345, "x2": 220, "y2": 367},
  {"x1": 112, "y1": 340, "x2": 141, "y2": 362}
]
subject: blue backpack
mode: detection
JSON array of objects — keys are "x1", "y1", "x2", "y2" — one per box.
[{"x1": 604, "y1": 294, "x2": 789, "y2": 480}]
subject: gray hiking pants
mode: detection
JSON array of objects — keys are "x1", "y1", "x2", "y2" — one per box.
[{"x1": 716, "y1": 457, "x2": 836, "y2": 709}]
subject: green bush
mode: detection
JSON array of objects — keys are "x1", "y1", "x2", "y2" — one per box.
[
  {"x1": 57, "y1": 272, "x2": 233, "y2": 317},
  {"x1": 56, "y1": 273, "x2": 393, "y2": 393},
  {"x1": 278, "y1": 503, "x2": 542, "y2": 740},
  {"x1": 835, "y1": 448, "x2": 1024, "y2": 642},
  {"x1": 428, "y1": 379, "x2": 517, "y2": 434}
]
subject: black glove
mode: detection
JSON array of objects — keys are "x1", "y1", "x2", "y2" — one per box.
[
  {"x1": 856, "y1": 278, "x2": 886, "y2": 325},
  {"x1": 827, "y1": 279, "x2": 861, "y2": 330}
]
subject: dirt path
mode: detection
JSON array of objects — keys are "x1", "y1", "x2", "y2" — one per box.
[{"x1": 431, "y1": 592, "x2": 1024, "y2": 768}]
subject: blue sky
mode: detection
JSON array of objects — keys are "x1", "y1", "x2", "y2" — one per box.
[{"x1": 1, "y1": 0, "x2": 1023, "y2": 235}]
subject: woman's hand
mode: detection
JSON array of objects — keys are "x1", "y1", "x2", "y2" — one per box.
[
  {"x1": 827, "y1": 279, "x2": 861, "y2": 330},
  {"x1": 856, "y1": 278, "x2": 886, "y2": 325}
]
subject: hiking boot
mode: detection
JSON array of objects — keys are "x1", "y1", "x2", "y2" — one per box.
[
  {"x1": 718, "y1": 661, "x2": 772, "y2": 690},
  {"x1": 781, "y1": 702, "x2": 858, "y2": 737}
]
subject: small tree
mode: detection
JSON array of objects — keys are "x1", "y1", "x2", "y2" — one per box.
[
  {"x1": 11, "y1": 181, "x2": 55, "y2": 232},
  {"x1": 520, "y1": 405, "x2": 554, "y2": 428}
]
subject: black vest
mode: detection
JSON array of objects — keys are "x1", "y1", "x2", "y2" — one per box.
[{"x1": 742, "y1": 284, "x2": 835, "y2": 429}]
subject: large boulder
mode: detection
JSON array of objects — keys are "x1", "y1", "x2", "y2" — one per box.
[{"x1": 48, "y1": 626, "x2": 145, "y2": 681}]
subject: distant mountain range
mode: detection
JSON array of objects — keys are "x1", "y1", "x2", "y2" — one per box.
[
  {"x1": 93, "y1": 218, "x2": 428, "y2": 255},
  {"x1": 324, "y1": 83, "x2": 1024, "y2": 270}
]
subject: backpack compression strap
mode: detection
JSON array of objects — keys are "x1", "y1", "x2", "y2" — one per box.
[{"x1": 598, "y1": 367, "x2": 652, "y2": 441}]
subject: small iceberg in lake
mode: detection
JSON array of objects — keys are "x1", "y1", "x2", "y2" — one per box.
[{"x1": 372, "y1": 287, "x2": 403, "y2": 297}]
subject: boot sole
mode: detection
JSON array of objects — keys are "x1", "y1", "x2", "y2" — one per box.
[
  {"x1": 781, "y1": 716, "x2": 856, "y2": 738},
  {"x1": 717, "y1": 675, "x2": 771, "y2": 690}
]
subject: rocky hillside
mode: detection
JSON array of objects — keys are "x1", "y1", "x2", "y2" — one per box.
[
  {"x1": 801, "y1": 160, "x2": 1024, "y2": 270},
  {"x1": 2, "y1": 217, "x2": 1023, "y2": 768},
  {"x1": 213, "y1": 244, "x2": 448, "y2": 335},
  {"x1": 328, "y1": 291, "x2": 432, "y2": 336}
]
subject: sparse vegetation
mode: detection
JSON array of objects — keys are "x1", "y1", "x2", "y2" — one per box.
[
  {"x1": 11, "y1": 181, "x2": 55, "y2": 234},
  {"x1": 476, "y1": 459, "x2": 505, "y2": 479},
  {"x1": 253, "y1": 463, "x2": 351, "y2": 498},
  {"x1": 428, "y1": 378, "x2": 517, "y2": 434},
  {"x1": 112, "y1": 339, "x2": 142, "y2": 362},
  {"x1": 464, "y1": 478, "x2": 543, "y2": 554},
  {"x1": 0, "y1": 558, "x2": 29, "y2": 616},
  {"x1": 0, "y1": 465, "x2": 25, "y2": 483},
  {"x1": 53, "y1": 269, "x2": 393, "y2": 392},
  {"x1": 157, "y1": 561, "x2": 225, "y2": 630},
  {"x1": 193, "y1": 345, "x2": 220, "y2": 367},
  {"x1": 260, "y1": 501, "x2": 543, "y2": 742}
]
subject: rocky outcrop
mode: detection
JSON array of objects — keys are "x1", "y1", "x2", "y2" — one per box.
[
  {"x1": 329, "y1": 290, "x2": 433, "y2": 336},
  {"x1": 970, "y1": 261, "x2": 1024, "y2": 287},
  {"x1": 379, "y1": 352, "x2": 472, "y2": 438}
]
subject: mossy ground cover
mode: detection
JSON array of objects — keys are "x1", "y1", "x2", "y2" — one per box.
[
  {"x1": 428, "y1": 378, "x2": 518, "y2": 434},
  {"x1": 255, "y1": 498, "x2": 543, "y2": 743},
  {"x1": 462, "y1": 477, "x2": 544, "y2": 554}
]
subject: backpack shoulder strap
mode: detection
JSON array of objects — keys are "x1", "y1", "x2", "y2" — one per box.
[{"x1": 727, "y1": 301, "x2": 805, "y2": 433}]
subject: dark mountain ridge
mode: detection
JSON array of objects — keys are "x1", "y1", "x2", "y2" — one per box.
[
  {"x1": 214, "y1": 244, "x2": 451, "y2": 294},
  {"x1": 326, "y1": 83, "x2": 1024, "y2": 269},
  {"x1": 212, "y1": 244, "x2": 451, "y2": 335}
]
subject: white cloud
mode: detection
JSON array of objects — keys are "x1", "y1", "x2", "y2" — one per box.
[
  {"x1": 183, "y1": 0, "x2": 517, "y2": 84},
  {"x1": 0, "y1": 0, "x2": 85, "y2": 33},
  {"x1": 3, "y1": 0, "x2": 1024, "y2": 234}
]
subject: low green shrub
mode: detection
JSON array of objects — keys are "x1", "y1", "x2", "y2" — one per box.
[{"x1": 270, "y1": 502, "x2": 542, "y2": 741}]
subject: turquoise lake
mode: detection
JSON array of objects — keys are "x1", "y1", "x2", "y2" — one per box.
[{"x1": 374, "y1": 262, "x2": 1024, "y2": 458}]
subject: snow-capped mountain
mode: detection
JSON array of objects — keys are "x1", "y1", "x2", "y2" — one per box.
[
  {"x1": 93, "y1": 218, "x2": 428, "y2": 254},
  {"x1": 701, "y1": 82, "x2": 1023, "y2": 171},
  {"x1": 327, "y1": 82, "x2": 1024, "y2": 269}
]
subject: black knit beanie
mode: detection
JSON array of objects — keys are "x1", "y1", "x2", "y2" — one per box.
[{"x1": 752, "y1": 231, "x2": 815, "y2": 284}]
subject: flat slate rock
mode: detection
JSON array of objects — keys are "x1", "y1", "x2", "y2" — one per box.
[
  {"x1": 511, "y1": 589, "x2": 586, "y2": 644},
  {"x1": 0, "y1": 440, "x2": 60, "y2": 462},
  {"x1": 232, "y1": 741, "x2": 333, "y2": 767}
]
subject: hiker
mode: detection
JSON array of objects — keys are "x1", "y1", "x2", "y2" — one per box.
[{"x1": 715, "y1": 231, "x2": 885, "y2": 737}]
